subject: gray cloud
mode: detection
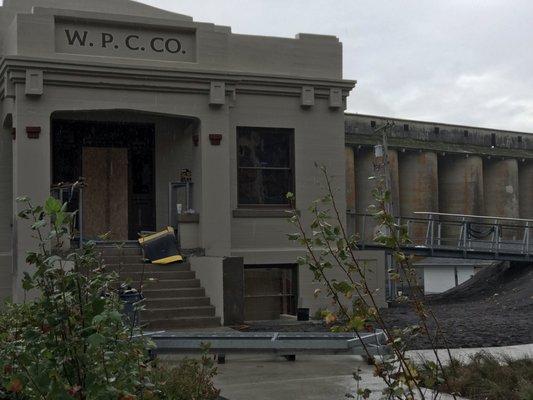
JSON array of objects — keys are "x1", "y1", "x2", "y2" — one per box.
[{"x1": 137, "y1": 0, "x2": 532, "y2": 132}]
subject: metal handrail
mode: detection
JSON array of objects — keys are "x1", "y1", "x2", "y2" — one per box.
[
  {"x1": 414, "y1": 211, "x2": 533, "y2": 223},
  {"x1": 346, "y1": 211, "x2": 533, "y2": 260}
]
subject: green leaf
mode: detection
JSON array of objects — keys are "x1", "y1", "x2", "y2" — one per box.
[
  {"x1": 44, "y1": 197, "x2": 62, "y2": 215},
  {"x1": 87, "y1": 333, "x2": 106, "y2": 346},
  {"x1": 31, "y1": 219, "x2": 46, "y2": 230}
]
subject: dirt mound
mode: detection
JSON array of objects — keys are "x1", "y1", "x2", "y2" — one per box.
[
  {"x1": 428, "y1": 261, "x2": 533, "y2": 309},
  {"x1": 383, "y1": 262, "x2": 533, "y2": 349}
]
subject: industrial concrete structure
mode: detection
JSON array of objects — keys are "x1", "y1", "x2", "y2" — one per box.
[
  {"x1": 345, "y1": 113, "x2": 533, "y2": 224},
  {"x1": 345, "y1": 114, "x2": 533, "y2": 292}
]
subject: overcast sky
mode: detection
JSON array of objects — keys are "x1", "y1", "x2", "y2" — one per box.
[{"x1": 133, "y1": 0, "x2": 532, "y2": 132}]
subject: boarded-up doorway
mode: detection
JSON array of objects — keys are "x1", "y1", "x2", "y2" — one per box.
[{"x1": 82, "y1": 147, "x2": 128, "y2": 240}]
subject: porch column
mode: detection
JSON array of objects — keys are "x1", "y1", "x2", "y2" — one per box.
[
  {"x1": 12, "y1": 90, "x2": 51, "y2": 302},
  {"x1": 199, "y1": 107, "x2": 231, "y2": 256}
]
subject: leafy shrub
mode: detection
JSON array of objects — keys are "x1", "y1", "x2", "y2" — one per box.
[
  {"x1": 420, "y1": 353, "x2": 533, "y2": 400},
  {"x1": 0, "y1": 197, "x2": 154, "y2": 399},
  {"x1": 149, "y1": 348, "x2": 220, "y2": 400}
]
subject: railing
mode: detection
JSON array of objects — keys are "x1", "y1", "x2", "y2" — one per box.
[
  {"x1": 347, "y1": 211, "x2": 533, "y2": 261},
  {"x1": 50, "y1": 180, "x2": 85, "y2": 248}
]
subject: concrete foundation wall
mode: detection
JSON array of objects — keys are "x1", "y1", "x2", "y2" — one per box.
[
  {"x1": 190, "y1": 256, "x2": 224, "y2": 322},
  {"x1": 298, "y1": 250, "x2": 387, "y2": 315},
  {"x1": 424, "y1": 266, "x2": 474, "y2": 294},
  {"x1": 190, "y1": 256, "x2": 244, "y2": 325}
]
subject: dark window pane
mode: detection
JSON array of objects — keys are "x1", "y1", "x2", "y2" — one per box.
[
  {"x1": 237, "y1": 126, "x2": 294, "y2": 206},
  {"x1": 238, "y1": 168, "x2": 293, "y2": 205},
  {"x1": 238, "y1": 128, "x2": 293, "y2": 168}
]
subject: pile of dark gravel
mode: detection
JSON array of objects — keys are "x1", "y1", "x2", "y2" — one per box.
[{"x1": 240, "y1": 262, "x2": 533, "y2": 349}]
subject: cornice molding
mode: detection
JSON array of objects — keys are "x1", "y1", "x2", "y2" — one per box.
[{"x1": 0, "y1": 56, "x2": 356, "y2": 98}]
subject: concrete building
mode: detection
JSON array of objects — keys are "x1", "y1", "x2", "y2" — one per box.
[
  {"x1": 0, "y1": 0, "x2": 395, "y2": 327},
  {"x1": 345, "y1": 114, "x2": 533, "y2": 294}
]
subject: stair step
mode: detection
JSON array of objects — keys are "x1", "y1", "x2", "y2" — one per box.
[
  {"x1": 144, "y1": 296, "x2": 212, "y2": 308},
  {"x1": 134, "y1": 279, "x2": 201, "y2": 290},
  {"x1": 120, "y1": 271, "x2": 196, "y2": 281},
  {"x1": 145, "y1": 316, "x2": 220, "y2": 329},
  {"x1": 96, "y1": 247, "x2": 142, "y2": 256},
  {"x1": 143, "y1": 287, "x2": 205, "y2": 298},
  {"x1": 106, "y1": 263, "x2": 190, "y2": 273},
  {"x1": 101, "y1": 255, "x2": 146, "y2": 263},
  {"x1": 141, "y1": 306, "x2": 215, "y2": 320}
]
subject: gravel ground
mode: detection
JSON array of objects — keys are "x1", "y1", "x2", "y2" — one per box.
[{"x1": 241, "y1": 262, "x2": 533, "y2": 350}]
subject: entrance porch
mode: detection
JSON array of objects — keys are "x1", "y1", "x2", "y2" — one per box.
[{"x1": 50, "y1": 110, "x2": 200, "y2": 247}]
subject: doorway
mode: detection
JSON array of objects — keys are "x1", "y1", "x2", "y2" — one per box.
[{"x1": 52, "y1": 119, "x2": 156, "y2": 241}]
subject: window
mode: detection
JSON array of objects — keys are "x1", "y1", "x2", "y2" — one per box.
[
  {"x1": 237, "y1": 126, "x2": 294, "y2": 207},
  {"x1": 403, "y1": 124, "x2": 409, "y2": 132},
  {"x1": 464, "y1": 130, "x2": 469, "y2": 137},
  {"x1": 434, "y1": 126, "x2": 440, "y2": 134},
  {"x1": 370, "y1": 120, "x2": 376, "y2": 128}
]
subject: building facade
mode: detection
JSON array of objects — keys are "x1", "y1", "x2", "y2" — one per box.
[{"x1": 0, "y1": 0, "x2": 390, "y2": 324}]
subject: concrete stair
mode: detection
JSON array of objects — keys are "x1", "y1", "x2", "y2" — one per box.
[{"x1": 96, "y1": 244, "x2": 221, "y2": 329}]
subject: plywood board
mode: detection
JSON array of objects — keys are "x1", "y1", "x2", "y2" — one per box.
[{"x1": 82, "y1": 147, "x2": 128, "y2": 240}]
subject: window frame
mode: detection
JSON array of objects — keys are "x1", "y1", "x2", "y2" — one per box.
[{"x1": 236, "y1": 126, "x2": 295, "y2": 209}]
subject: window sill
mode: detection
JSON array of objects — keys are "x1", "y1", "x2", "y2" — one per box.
[
  {"x1": 178, "y1": 213, "x2": 200, "y2": 223},
  {"x1": 233, "y1": 209, "x2": 299, "y2": 218}
]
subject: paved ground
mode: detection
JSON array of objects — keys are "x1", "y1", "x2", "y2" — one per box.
[
  {"x1": 212, "y1": 344, "x2": 533, "y2": 400},
  {"x1": 214, "y1": 354, "x2": 387, "y2": 400}
]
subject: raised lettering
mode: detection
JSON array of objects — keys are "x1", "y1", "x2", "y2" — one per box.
[
  {"x1": 125, "y1": 34, "x2": 140, "y2": 50},
  {"x1": 64, "y1": 29, "x2": 88, "y2": 46},
  {"x1": 165, "y1": 38, "x2": 182, "y2": 54},
  {"x1": 101, "y1": 33, "x2": 114, "y2": 48},
  {"x1": 150, "y1": 37, "x2": 164, "y2": 53}
]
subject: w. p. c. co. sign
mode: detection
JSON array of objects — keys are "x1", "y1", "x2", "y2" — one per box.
[{"x1": 55, "y1": 20, "x2": 196, "y2": 62}]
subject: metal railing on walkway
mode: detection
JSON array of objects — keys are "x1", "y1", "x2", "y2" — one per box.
[{"x1": 347, "y1": 211, "x2": 533, "y2": 261}]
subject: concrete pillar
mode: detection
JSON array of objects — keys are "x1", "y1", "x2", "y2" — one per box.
[
  {"x1": 438, "y1": 155, "x2": 484, "y2": 243},
  {"x1": 345, "y1": 146, "x2": 356, "y2": 235},
  {"x1": 398, "y1": 151, "x2": 439, "y2": 242},
  {"x1": 387, "y1": 149, "x2": 400, "y2": 217},
  {"x1": 518, "y1": 160, "x2": 533, "y2": 219},
  {"x1": 439, "y1": 155, "x2": 484, "y2": 215},
  {"x1": 199, "y1": 107, "x2": 231, "y2": 256},
  {"x1": 354, "y1": 147, "x2": 377, "y2": 241},
  {"x1": 345, "y1": 146, "x2": 356, "y2": 211},
  {"x1": 354, "y1": 147, "x2": 399, "y2": 241},
  {"x1": 12, "y1": 88, "x2": 52, "y2": 302},
  {"x1": 484, "y1": 159, "x2": 519, "y2": 218},
  {"x1": 0, "y1": 121, "x2": 13, "y2": 305}
]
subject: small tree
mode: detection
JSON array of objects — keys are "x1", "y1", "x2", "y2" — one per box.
[
  {"x1": 0, "y1": 197, "x2": 154, "y2": 399},
  {"x1": 287, "y1": 165, "x2": 456, "y2": 400}
]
